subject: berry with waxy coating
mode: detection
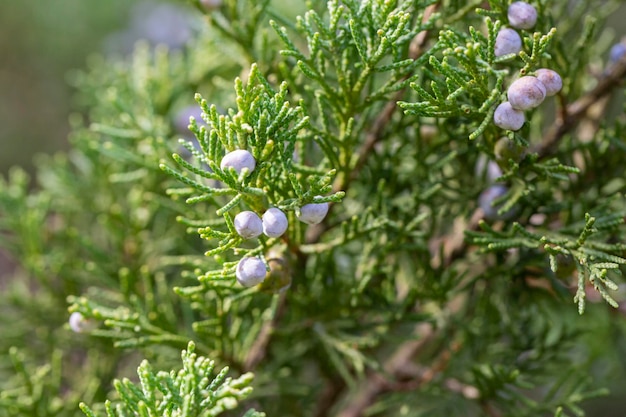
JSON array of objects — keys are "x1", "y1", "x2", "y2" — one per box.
[
  {"x1": 507, "y1": 76, "x2": 546, "y2": 110},
  {"x1": 262, "y1": 208, "x2": 288, "y2": 238},
  {"x1": 479, "y1": 185, "x2": 516, "y2": 221},
  {"x1": 297, "y1": 198, "x2": 330, "y2": 225},
  {"x1": 475, "y1": 155, "x2": 503, "y2": 184},
  {"x1": 494, "y1": 28, "x2": 522, "y2": 57},
  {"x1": 69, "y1": 312, "x2": 98, "y2": 333},
  {"x1": 493, "y1": 102, "x2": 525, "y2": 131},
  {"x1": 507, "y1": 1, "x2": 537, "y2": 30},
  {"x1": 535, "y1": 69, "x2": 562, "y2": 96},
  {"x1": 610, "y1": 41, "x2": 626, "y2": 63},
  {"x1": 234, "y1": 211, "x2": 263, "y2": 239},
  {"x1": 236, "y1": 257, "x2": 267, "y2": 287},
  {"x1": 220, "y1": 149, "x2": 256, "y2": 176}
]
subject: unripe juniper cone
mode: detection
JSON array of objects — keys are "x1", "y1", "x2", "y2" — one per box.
[
  {"x1": 235, "y1": 257, "x2": 267, "y2": 287},
  {"x1": 495, "y1": 136, "x2": 524, "y2": 164},
  {"x1": 234, "y1": 211, "x2": 263, "y2": 239},
  {"x1": 69, "y1": 312, "x2": 98, "y2": 334},
  {"x1": 262, "y1": 208, "x2": 288, "y2": 238},
  {"x1": 479, "y1": 184, "x2": 515, "y2": 221},
  {"x1": 535, "y1": 69, "x2": 563, "y2": 96},
  {"x1": 494, "y1": 28, "x2": 522, "y2": 57},
  {"x1": 297, "y1": 199, "x2": 330, "y2": 225},
  {"x1": 610, "y1": 40, "x2": 626, "y2": 63},
  {"x1": 493, "y1": 101, "x2": 525, "y2": 131},
  {"x1": 507, "y1": 76, "x2": 547, "y2": 110},
  {"x1": 507, "y1": 1, "x2": 538, "y2": 30},
  {"x1": 220, "y1": 149, "x2": 256, "y2": 176}
]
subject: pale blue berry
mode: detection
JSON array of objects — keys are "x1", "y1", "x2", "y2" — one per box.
[
  {"x1": 610, "y1": 42, "x2": 626, "y2": 64},
  {"x1": 507, "y1": 76, "x2": 546, "y2": 110},
  {"x1": 234, "y1": 211, "x2": 263, "y2": 239},
  {"x1": 69, "y1": 312, "x2": 97, "y2": 333},
  {"x1": 494, "y1": 102, "x2": 525, "y2": 131},
  {"x1": 475, "y1": 155, "x2": 503, "y2": 184},
  {"x1": 494, "y1": 28, "x2": 522, "y2": 57},
  {"x1": 297, "y1": 198, "x2": 329, "y2": 225},
  {"x1": 236, "y1": 257, "x2": 267, "y2": 287},
  {"x1": 262, "y1": 208, "x2": 288, "y2": 238},
  {"x1": 220, "y1": 149, "x2": 256, "y2": 176},
  {"x1": 535, "y1": 69, "x2": 562, "y2": 96},
  {"x1": 479, "y1": 185, "x2": 515, "y2": 220},
  {"x1": 508, "y1": 2, "x2": 537, "y2": 30},
  {"x1": 174, "y1": 105, "x2": 205, "y2": 134}
]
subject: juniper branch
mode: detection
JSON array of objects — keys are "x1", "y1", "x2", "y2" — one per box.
[
  {"x1": 306, "y1": 2, "x2": 440, "y2": 245},
  {"x1": 328, "y1": 80, "x2": 626, "y2": 411}
]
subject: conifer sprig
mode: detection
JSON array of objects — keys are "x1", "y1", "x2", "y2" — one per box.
[{"x1": 79, "y1": 342, "x2": 258, "y2": 417}]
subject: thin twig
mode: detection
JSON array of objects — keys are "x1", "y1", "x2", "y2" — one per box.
[
  {"x1": 336, "y1": 324, "x2": 436, "y2": 417},
  {"x1": 308, "y1": 7, "x2": 442, "y2": 416},
  {"x1": 243, "y1": 292, "x2": 288, "y2": 372},
  {"x1": 306, "y1": 3, "x2": 439, "y2": 245},
  {"x1": 533, "y1": 56, "x2": 626, "y2": 158}
]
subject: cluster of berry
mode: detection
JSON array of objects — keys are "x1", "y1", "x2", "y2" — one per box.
[
  {"x1": 492, "y1": 2, "x2": 563, "y2": 131},
  {"x1": 494, "y1": 69, "x2": 562, "y2": 131},
  {"x1": 494, "y1": 2, "x2": 537, "y2": 57},
  {"x1": 220, "y1": 149, "x2": 330, "y2": 287}
]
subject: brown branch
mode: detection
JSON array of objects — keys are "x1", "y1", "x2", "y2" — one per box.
[
  {"x1": 532, "y1": 56, "x2": 626, "y2": 158},
  {"x1": 243, "y1": 290, "x2": 287, "y2": 372},
  {"x1": 313, "y1": 378, "x2": 347, "y2": 417},
  {"x1": 336, "y1": 323, "x2": 436, "y2": 417},
  {"x1": 334, "y1": 328, "x2": 477, "y2": 417}
]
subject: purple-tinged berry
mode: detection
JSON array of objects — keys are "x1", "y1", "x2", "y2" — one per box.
[
  {"x1": 234, "y1": 211, "x2": 263, "y2": 239},
  {"x1": 475, "y1": 155, "x2": 503, "y2": 184},
  {"x1": 297, "y1": 198, "x2": 330, "y2": 225},
  {"x1": 262, "y1": 208, "x2": 288, "y2": 238},
  {"x1": 494, "y1": 28, "x2": 522, "y2": 57},
  {"x1": 479, "y1": 185, "x2": 515, "y2": 221},
  {"x1": 609, "y1": 41, "x2": 626, "y2": 64},
  {"x1": 236, "y1": 257, "x2": 267, "y2": 287},
  {"x1": 69, "y1": 312, "x2": 98, "y2": 333},
  {"x1": 508, "y1": 2, "x2": 538, "y2": 30},
  {"x1": 174, "y1": 105, "x2": 205, "y2": 134},
  {"x1": 494, "y1": 102, "x2": 525, "y2": 131},
  {"x1": 220, "y1": 149, "x2": 256, "y2": 176},
  {"x1": 535, "y1": 69, "x2": 562, "y2": 96},
  {"x1": 507, "y1": 76, "x2": 546, "y2": 110}
]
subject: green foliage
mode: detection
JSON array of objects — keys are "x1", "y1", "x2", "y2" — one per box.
[
  {"x1": 2, "y1": 0, "x2": 626, "y2": 416},
  {"x1": 79, "y1": 342, "x2": 258, "y2": 417}
]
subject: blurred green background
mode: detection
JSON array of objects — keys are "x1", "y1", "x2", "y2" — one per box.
[{"x1": 0, "y1": 1, "x2": 141, "y2": 173}]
